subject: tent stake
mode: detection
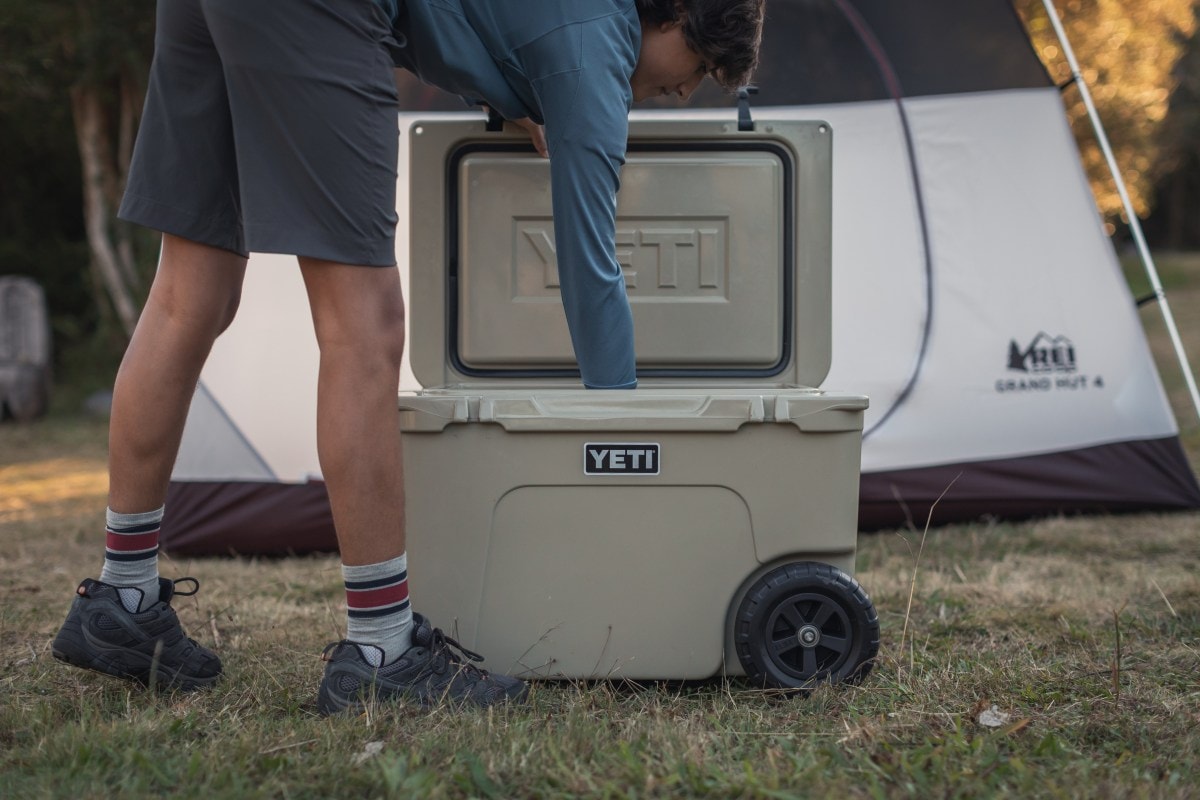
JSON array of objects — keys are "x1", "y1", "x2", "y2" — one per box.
[{"x1": 1041, "y1": 0, "x2": 1200, "y2": 427}]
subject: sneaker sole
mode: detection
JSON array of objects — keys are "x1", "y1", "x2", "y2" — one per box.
[
  {"x1": 52, "y1": 615, "x2": 219, "y2": 692},
  {"x1": 316, "y1": 677, "x2": 417, "y2": 716},
  {"x1": 315, "y1": 673, "x2": 529, "y2": 716},
  {"x1": 315, "y1": 685, "x2": 358, "y2": 716}
]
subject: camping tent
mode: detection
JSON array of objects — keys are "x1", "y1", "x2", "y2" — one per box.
[{"x1": 162, "y1": 0, "x2": 1200, "y2": 555}]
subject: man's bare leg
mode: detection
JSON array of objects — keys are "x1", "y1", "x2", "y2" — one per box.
[
  {"x1": 108, "y1": 234, "x2": 248, "y2": 513},
  {"x1": 52, "y1": 233, "x2": 241, "y2": 690},
  {"x1": 297, "y1": 258, "x2": 406, "y2": 567},
  {"x1": 302, "y1": 259, "x2": 529, "y2": 711},
  {"x1": 298, "y1": 258, "x2": 413, "y2": 670}
]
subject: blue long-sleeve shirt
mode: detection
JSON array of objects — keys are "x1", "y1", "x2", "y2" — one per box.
[{"x1": 387, "y1": 0, "x2": 640, "y2": 389}]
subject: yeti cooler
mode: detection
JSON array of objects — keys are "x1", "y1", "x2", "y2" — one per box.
[{"x1": 398, "y1": 115, "x2": 878, "y2": 688}]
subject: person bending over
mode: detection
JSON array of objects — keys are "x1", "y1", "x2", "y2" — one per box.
[{"x1": 52, "y1": 0, "x2": 764, "y2": 714}]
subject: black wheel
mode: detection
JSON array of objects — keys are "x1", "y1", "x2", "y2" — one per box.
[{"x1": 734, "y1": 562, "x2": 879, "y2": 689}]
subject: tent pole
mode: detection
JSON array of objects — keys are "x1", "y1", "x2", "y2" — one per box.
[{"x1": 1041, "y1": 0, "x2": 1200, "y2": 427}]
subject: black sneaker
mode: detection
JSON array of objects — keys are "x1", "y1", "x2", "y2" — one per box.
[
  {"x1": 52, "y1": 577, "x2": 222, "y2": 691},
  {"x1": 316, "y1": 613, "x2": 528, "y2": 715}
]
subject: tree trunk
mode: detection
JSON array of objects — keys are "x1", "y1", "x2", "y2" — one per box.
[
  {"x1": 70, "y1": 83, "x2": 140, "y2": 338},
  {"x1": 114, "y1": 73, "x2": 140, "y2": 290}
]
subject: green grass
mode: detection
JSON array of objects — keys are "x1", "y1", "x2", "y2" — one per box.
[
  {"x1": 2, "y1": 254, "x2": 1199, "y2": 798},
  {"x1": 1125, "y1": 250, "x2": 1200, "y2": 468},
  {"x1": 1120, "y1": 250, "x2": 1200, "y2": 299}
]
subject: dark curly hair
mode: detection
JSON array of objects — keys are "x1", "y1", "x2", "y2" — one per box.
[{"x1": 636, "y1": 0, "x2": 765, "y2": 91}]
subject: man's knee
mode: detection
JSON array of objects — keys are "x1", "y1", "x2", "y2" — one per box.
[
  {"x1": 149, "y1": 274, "x2": 244, "y2": 343},
  {"x1": 153, "y1": 235, "x2": 247, "y2": 339},
  {"x1": 313, "y1": 295, "x2": 406, "y2": 373},
  {"x1": 371, "y1": 300, "x2": 406, "y2": 369},
  {"x1": 301, "y1": 261, "x2": 406, "y2": 367},
  {"x1": 215, "y1": 285, "x2": 243, "y2": 336}
]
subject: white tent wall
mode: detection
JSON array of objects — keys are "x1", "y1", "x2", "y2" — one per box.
[
  {"x1": 173, "y1": 383, "x2": 274, "y2": 481},
  {"x1": 830, "y1": 87, "x2": 1179, "y2": 471},
  {"x1": 164, "y1": 89, "x2": 1198, "y2": 553},
  {"x1": 176, "y1": 255, "x2": 319, "y2": 483}
]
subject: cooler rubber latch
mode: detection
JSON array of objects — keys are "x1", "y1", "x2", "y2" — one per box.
[{"x1": 737, "y1": 86, "x2": 758, "y2": 132}]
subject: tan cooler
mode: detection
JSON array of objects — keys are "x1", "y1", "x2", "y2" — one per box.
[{"x1": 399, "y1": 115, "x2": 879, "y2": 689}]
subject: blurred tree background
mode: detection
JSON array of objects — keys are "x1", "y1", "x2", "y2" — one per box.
[
  {"x1": 1016, "y1": 0, "x2": 1199, "y2": 238},
  {"x1": 0, "y1": 0, "x2": 157, "y2": 402},
  {"x1": 1, "y1": 0, "x2": 1199, "y2": 400}
]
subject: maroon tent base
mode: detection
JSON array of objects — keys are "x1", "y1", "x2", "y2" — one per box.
[
  {"x1": 163, "y1": 479, "x2": 336, "y2": 557},
  {"x1": 161, "y1": 437, "x2": 1200, "y2": 556},
  {"x1": 860, "y1": 436, "x2": 1200, "y2": 530}
]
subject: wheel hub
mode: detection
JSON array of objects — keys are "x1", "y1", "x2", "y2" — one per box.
[{"x1": 798, "y1": 624, "x2": 821, "y2": 647}]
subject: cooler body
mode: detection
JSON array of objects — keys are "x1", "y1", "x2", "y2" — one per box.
[{"x1": 400, "y1": 389, "x2": 866, "y2": 679}]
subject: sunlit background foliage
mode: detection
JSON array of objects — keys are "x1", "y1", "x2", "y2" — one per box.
[{"x1": 1017, "y1": 0, "x2": 1198, "y2": 235}]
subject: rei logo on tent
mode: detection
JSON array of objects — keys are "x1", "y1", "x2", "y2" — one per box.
[
  {"x1": 584, "y1": 443, "x2": 661, "y2": 476},
  {"x1": 1007, "y1": 332, "x2": 1076, "y2": 374},
  {"x1": 997, "y1": 332, "x2": 1105, "y2": 394}
]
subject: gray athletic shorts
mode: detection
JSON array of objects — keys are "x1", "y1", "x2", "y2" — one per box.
[{"x1": 119, "y1": 0, "x2": 401, "y2": 267}]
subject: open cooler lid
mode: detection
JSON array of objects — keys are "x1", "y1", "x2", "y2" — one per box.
[{"x1": 408, "y1": 115, "x2": 832, "y2": 388}]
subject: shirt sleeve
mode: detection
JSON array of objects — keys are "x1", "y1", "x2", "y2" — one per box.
[{"x1": 529, "y1": 19, "x2": 638, "y2": 389}]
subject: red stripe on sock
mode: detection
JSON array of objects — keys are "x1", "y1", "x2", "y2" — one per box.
[
  {"x1": 346, "y1": 581, "x2": 409, "y2": 610},
  {"x1": 105, "y1": 530, "x2": 160, "y2": 552}
]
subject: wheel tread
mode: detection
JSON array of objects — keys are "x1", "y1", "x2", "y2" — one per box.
[{"x1": 733, "y1": 561, "x2": 879, "y2": 690}]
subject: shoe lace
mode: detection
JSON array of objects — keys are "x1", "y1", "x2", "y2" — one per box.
[
  {"x1": 427, "y1": 626, "x2": 488, "y2": 679},
  {"x1": 163, "y1": 577, "x2": 202, "y2": 654},
  {"x1": 319, "y1": 629, "x2": 491, "y2": 681},
  {"x1": 171, "y1": 577, "x2": 200, "y2": 597}
]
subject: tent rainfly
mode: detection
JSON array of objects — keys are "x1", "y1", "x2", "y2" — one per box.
[{"x1": 161, "y1": 0, "x2": 1200, "y2": 555}]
